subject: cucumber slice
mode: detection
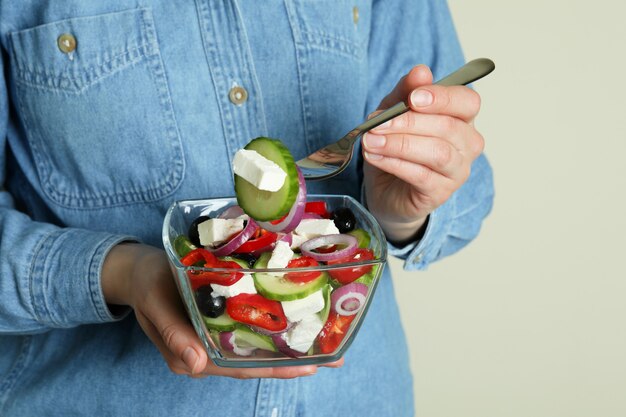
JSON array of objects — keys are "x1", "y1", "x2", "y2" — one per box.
[
  {"x1": 318, "y1": 284, "x2": 332, "y2": 323},
  {"x1": 353, "y1": 263, "x2": 380, "y2": 286},
  {"x1": 347, "y1": 228, "x2": 371, "y2": 249},
  {"x1": 173, "y1": 235, "x2": 197, "y2": 258},
  {"x1": 202, "y1": 312, "x2": 238, "y2": 332},
  {"x1": 220, "y1": 256, "x2": 249, "y2": 269},
  {"x1": 234, "y1": 137, "x2": 299, "y2": 221},
  {"x1": 252, "y1": 253, "x2": 328, "y2": 301},
  {"x1": 233, "y1": 327, "x2": 277, "y2": 352}
]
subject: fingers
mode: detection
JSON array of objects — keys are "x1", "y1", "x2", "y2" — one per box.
[
  {"x1": 379, "y1": 65, "x2": 433, "y2": 109},
  {"x1": 139, "y1": 284, "x2": 209, "y2": 375},
  {"x1": 364, "y1": 133, "x2": 466, "y2": 180},
  {"x1": 369, "y1": 112, "x2": 484, "y2": 158},
  {"x1": 135, "y1": 310, "x2": 195, "y2": 375},
  {"x1": 191, "y1": 357, "x2": 345, "y2": 380},
  {"x1": 408, "y1": 85, "x2": 481, "y2": 123}
]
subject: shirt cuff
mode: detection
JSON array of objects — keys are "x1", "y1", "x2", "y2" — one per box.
[
  {"x1": 387, "y1": 196, "x2": 455, "y2": 271},
  {"x1": 29, "y1": 228, "x2": 137, "y2": 328}
]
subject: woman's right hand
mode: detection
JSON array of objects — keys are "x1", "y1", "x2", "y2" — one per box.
[{"x1": 101, "y1": 242, "x2": 342, "y2": 378}]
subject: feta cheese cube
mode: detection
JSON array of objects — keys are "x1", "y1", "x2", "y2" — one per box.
[
  {"x1": 232, "y1": 149, "x2": 287, "y2": 192},
  {"x1": 284, "y1": 315, "x2": 324, "y2": 353},
  {"x1": 267, "y1": 240, "x2": 294, "y2": 276},
  {"x1": 294, "y1": 219, "x2": 340, "y2": 241},
  {"x1": 289, "y1": 233, "x2": 308, "y2": 250},
  {"x1": 198, "y1": 218, "x2": 245, "y2": 247},
  {"x1": 210, "y1": 274, "x2": 257, "y2": 298},
  {"x1": 281, "y1": 290, "x2": 325, "y2": 323}
]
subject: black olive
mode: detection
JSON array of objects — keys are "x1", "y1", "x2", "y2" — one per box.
[
  {"x1": 188, "y1": 215, "x2": 211, "y2": 247},
  {"x1": 195, "y1": 285, "x2": 226, "y2": 318},
  {"x1": 332, "y1": 207, "x2": 356, "y2": 233},
  {"x1": 231, "y1": 253, "x2": 257, "y2": 268}
]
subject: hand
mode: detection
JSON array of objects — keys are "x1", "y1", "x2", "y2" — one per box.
[
  {"x1": 362, "y1": 65, "x2": 485, "y2": 244},
  {"x1": 102, "y1": 243, "x2": 343, "y2": 378}
]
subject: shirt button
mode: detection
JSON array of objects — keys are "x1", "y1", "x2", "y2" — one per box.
[
  {"x1": 353, "y1": 6, "x2": 359, "y2": 24},
  {"x1": 229, "y1": 86, "x2": 248, "y2": 105},
  {"x1": 57, "y1": 33, "x2": 77, "y2": 54}
]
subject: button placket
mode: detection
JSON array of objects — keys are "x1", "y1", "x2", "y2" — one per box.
[
  {"x1": 196, "y1": 0, "x2": 268, "y2": 180},
  {"x1": 229, "y1": 85, "x2": 248, "y2": 105}
]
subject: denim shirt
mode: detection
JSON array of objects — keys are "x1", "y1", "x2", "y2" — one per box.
[{"x1": 0, "y1": 1, "x2": 493, "y2": 416}]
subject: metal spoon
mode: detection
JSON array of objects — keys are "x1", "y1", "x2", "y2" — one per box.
[{"x1": 296, "y1": 58, "x2": 495, "y2": 180}]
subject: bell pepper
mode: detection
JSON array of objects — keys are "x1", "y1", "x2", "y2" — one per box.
[{"x1": 180, "y1": 248, "x2": 243, "y2": 289}]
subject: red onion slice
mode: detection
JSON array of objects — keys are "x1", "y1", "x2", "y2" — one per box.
[
  {"x1": 271, "y1": 333, "x2": 306, "y2": 358},
  {"x1": 300, "y1": 234, "x2": 358, "y2": 262},
  {"x1": 207, "y1": 219, "x2": 259, "y2": 256},
  {"x1": 250, "y1": 320, "x2": 295, "y2": 336},
  {"x1": 219, "y1": 331, "x2": 256, "y2": 356},
  {"x1": 218, "y1": 205, "x2": 245, "y2": 219},
  {"x1": 249, "y1": 233, "x2": 292, "y2": 257},
  {"x1": 330, "y1": 283, "x2": 368, "y2": 316},
  {"x1": 257, "y1": 167, "x2": 307, "y2": 233}
]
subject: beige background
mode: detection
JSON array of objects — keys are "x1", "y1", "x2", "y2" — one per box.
[{"x1": 392, "y1": 1, "x2": 626, "y2": 416}]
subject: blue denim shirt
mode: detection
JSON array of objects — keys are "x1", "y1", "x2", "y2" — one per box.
[{"x1": 0, "y1": 1, "x2": 494, "y2": 415}]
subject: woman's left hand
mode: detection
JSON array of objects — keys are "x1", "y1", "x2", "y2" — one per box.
[{"x1": 362, "y1": 64, "x2": 485, "y2": 244}]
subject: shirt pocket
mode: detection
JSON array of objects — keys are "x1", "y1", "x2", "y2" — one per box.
[
  {"x1": 286, "y1": 0, "x2": 371, "y2": 157},
  {"x1": 288, "y1": 0, "x2": 370, "y2": 60},
  {"x1": 7, "y1": 8, "x2": 184, "y2": 209}
]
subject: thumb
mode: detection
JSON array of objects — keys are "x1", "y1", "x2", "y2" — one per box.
[
  {"x1": 139, "y1": 294, "x2": 208, "y2": 375},
  {"x1": 378, "y1": 64, "x2": 433, "y2": 109}
]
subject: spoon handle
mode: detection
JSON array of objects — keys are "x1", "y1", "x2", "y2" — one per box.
[{"x1": 356, "y1": 58, "x2": 495, "y2": 133}]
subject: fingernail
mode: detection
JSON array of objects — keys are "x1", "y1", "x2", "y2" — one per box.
[
  {"x1": 182, "y1": 347, "x2": 199, "y2": 373},
  {"x1": 372, "y1": 120, "x2": 391, "y2": 130},
  {"x1": 364, "y1": 133, "x2": 386, "y2": 148},
  {"x1": 410, "y1": 89, "x2": 433, "y2": 107},
  {"x1": 364, "y1": 151, "x2": 383, "y2": 161}
]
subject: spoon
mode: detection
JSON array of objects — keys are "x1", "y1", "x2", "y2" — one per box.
[{"x1": 296, "y1": 58, "x2": 495, "y2": 180}]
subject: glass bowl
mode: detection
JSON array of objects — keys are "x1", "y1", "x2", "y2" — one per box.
[{"x1": 162, "y1": 194, "x2": 387, "y2": 368}]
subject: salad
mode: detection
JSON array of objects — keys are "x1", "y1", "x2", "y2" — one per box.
[{"x1": 172, "y1": 137, "x2": 381, "y2": 358}]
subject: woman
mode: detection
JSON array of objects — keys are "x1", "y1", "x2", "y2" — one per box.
[{"x1": 0, "y1": 1, "x2": 493, "y2": 415}]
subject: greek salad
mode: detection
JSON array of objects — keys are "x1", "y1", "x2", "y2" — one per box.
[{"x1": 173, "y1": 137, "x2": 380, "y2": 358}]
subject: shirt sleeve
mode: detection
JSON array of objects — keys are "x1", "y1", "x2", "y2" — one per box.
[
  {"x1": 363, "y1": 0, "x2": 494, "y2": 270},
  {"x1": 0, "y1": 48, "x2": 135, "y2": 335}
]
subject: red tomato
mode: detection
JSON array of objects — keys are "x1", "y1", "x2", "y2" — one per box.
[
  {"x1": 181, "y1": 248, "x2": 243, "y2": 289},
  {"x1": 318, "y1": 312, "x2": 355, "y2": 354},
  {"x1": 305, "y1": 201, "x2": 330, "y2": 218},
  {"x1": 326, "y1": 248, "x2": 375, "y2": 285},
  {"x1": 232, "y1": 231, "x2": 278, "y2": 254},
  {"x1": 226, "y1": 294, "x2": 288, "y2": 332},
  {"x1": 285, "y1": 256, "x2": 320, "y2": 283}
]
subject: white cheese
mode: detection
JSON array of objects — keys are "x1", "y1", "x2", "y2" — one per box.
[
  {"x1": 284, "y1": 314, "x2": 324, "y2": 353},
  {"x1": 289, "y1": 233, "x2": 309, "y2": 250},
  {"x1": 232, "y1": 149, "x2": 287, "y2": 192},
  {"x1": 267, "y1": 240, "x2": 294, "y2": 276},
  {"x1": 198, "y1": 218, "x2": 245, "y2": 247},
  {"x1": 210, "y1": 274, "x2": 257, "y2": 298},
  {"x1": 281, "y1": 289, "x2": 325, "y2": 323},
  {"x1": 293, "y1": 219, "x2": 340, "y2": 241}
]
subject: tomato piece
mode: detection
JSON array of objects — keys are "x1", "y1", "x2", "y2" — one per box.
[
  {"x1": 226, "y1": 294, "x2": 288, "y2": 332},
  {"x1": 318, "y1": 312, "x2": 355, "y2": 354},
  {"x1": 305, "y1": 201, "x2": 330, "y2": 218},
  {"x1": 181, "y1": 248, "x2": 244, "y2": 290},
  {"x1": 314, "y1": 244, "x2": 337, "y2": 254},
  {"x1": 326, "y1": 248, "x2": 375, "y2": 285},
  {"x1": 285, "y1": 256, "x2": 320, "y2": 283},
  {"x1": 232, "y1": 231, "x2": 278, "y2": 254}
]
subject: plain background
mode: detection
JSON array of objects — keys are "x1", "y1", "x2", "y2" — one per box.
[{"x1": 391, "y1": 1, "x2": 626, "y2": 416}]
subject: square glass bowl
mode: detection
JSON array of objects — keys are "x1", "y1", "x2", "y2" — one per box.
[{"x1": 162, "y1": 194, "x2": 387, "y2": 368}]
